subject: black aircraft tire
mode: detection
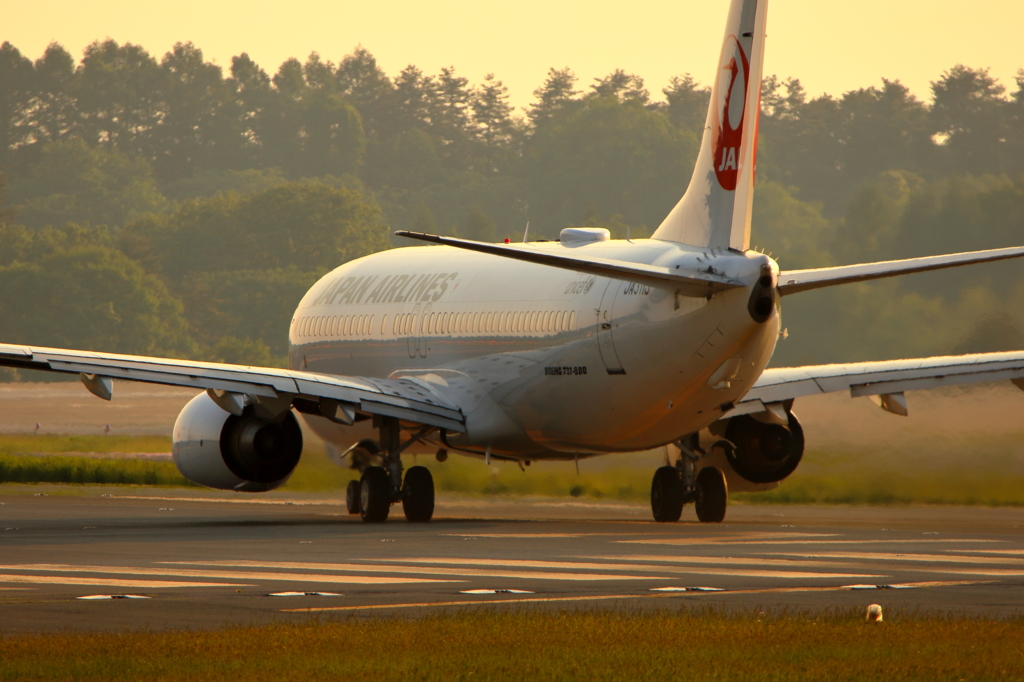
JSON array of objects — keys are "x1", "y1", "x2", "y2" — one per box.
[
  {"x1": 346, "y1": 480, "x2": 361, "y2": 515},
  {"x1": 695, "y1": 466, "x2": 728, "y2": 523},
  {"x1": 651, "y1": 466, "x2": 684, "y2": 523},
  {"x1": 402, "y1": 466, "x2": 435, "y2": 522},
  {"x1": 360, "y1": 466, "x2": 391, "y2": 522}
]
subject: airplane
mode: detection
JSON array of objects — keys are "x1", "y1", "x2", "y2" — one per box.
[{"x1": 3, "y1": 0, "x2": 1024, "y2": 525}]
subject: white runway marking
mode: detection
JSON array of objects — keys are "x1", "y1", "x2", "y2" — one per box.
[
  {"x1": 280, "y1": 581, "x2": 989, "y2": 614},
  {"x1": 162, "y1": 560, "x2": 665, "y2": 582},
  {"x1": 618, "y1": 538, "x2": 1003, "y2": 547},
  {"x1": 0, "y1": 564, "x2": 455, "y2": 585},
  {"x1": 769, "y1": 552, "x2": 1024, "y2": 565},
  {"x1": 441, "y1": 533, "x2": 589, "y2": 538},
  {"x1": 0, "y1": 573, "x2": 239, "y2": 588},
  {"x1": 586, "y1": 554, "x2": 870, "y2": 570},
  {"x1": 383, "y1": 557, "x2": 882, "y2": 580}
]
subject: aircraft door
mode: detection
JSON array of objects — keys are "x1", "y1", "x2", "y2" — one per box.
[
  {"x1": 417, "y1": 302, "x2": 431, "y2": 358},
  {"x1": 596, "y1": 280, "x2": 626, "y2": 375},
  {"x1": 406, "y1": 302, "x2": 422, "y2": 358}
]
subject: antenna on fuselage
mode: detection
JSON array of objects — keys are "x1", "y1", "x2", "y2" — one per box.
[
  {"x1": 522, "y1": 222, "x2": 530, "y2": 243},
  {"x1": 626, "y1": 225, "x2": 632, "y2": 243}
]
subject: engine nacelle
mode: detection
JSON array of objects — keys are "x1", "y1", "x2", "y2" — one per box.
[
  {"x1": 714, "y1": 410, "x2": 804, "y2": 484},
  {"x1": 172, "y1": 391, "x2": 303, "y2": 492}
]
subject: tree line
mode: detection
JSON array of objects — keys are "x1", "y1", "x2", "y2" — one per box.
[{"x1": 0, "y1": 39, "x2": 1023, "y2": 373}]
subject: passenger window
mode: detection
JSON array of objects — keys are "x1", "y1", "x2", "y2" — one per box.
[{"x1": 569, "y1": 311, "x2": 576, "y2": 330}]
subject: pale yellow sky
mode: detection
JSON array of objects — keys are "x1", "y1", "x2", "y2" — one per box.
[{"x1": 6, "y1": 0, "x2": 1022, "y2": 109}]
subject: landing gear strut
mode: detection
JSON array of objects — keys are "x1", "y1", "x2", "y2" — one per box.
[
  {"x1": 355, "y1": 417, "x2": 436, "y2": 523},
  {"x1": 649, "y1": 437, "x2": 728, "y2": 523}
]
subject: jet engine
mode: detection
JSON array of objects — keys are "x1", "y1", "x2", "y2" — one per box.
[
  {"x1": 714, "y1": 410, "x2": 804, "y2": 484},
  {"x1": 172, "y1": 391, "x2": 303, "y2": 492}
]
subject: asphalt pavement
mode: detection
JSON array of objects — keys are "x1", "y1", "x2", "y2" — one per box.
[{"x1": 3, "y1": 486, "x2": 1024, "y2": 633}]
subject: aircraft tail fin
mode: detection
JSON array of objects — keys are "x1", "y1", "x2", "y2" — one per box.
[{"x1": 652, "y1": 0, "x2": 768, "y2": 250}]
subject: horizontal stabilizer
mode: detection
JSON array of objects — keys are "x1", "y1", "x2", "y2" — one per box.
[
  {"x1": 394, "y1": 231, "x2": 742, "y2": 297},
  {"x1": 778, "y1": 246, "x2": 1024, "y2": 295}
]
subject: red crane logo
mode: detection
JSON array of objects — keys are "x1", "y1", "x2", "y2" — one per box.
[{"x1": 712, "y1": 35, "x2": 749, "y2": 191}]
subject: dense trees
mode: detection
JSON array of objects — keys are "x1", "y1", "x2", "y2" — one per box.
[{"x1": 0, "y1": 37, "x2": 1022, "y2": 371}]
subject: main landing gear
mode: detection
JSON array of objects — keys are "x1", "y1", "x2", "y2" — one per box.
[
  {"x1": 650, "y1": 441, "x2": 728, "y2": 523},
  {"x1": 344, "y1": 417, "x2": 435, "y2": 523}
]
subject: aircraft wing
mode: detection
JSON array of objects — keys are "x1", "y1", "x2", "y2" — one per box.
[
  {"x1": 394, "y1": 231, "x2": 742, "y2": 297},
  {"x1": 732, "y1": 351, "x2": 1024, "y2": 415},
  {"x1": 0, "y1": 342, "x2": 465, "y2": 432}
]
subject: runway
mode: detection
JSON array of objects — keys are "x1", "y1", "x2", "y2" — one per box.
[{"x1": 3, "y1": 486, "x2": 1024, "y2": 633}]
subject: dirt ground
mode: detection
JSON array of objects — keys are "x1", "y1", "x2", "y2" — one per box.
[
  {"x1": 1, "y1": 378, "x2": 1022, "y2": 475},
  {"x1": 0, "y1": 381, "x2": 197, "y2": 436}
]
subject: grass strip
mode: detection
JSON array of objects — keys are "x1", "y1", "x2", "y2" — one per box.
[
  {"x1": 0, "y1": 453, "x2": 191, "y2": 487},
  {"x1": 2, "y1": 608, "x2": 1023, "y2": 681},
  {"x1": 5, "y1": 434, "x2": 1024, "y2": 507},
  {"x1": 0, "y1": 434, "x2": 171, "y2": 455}
]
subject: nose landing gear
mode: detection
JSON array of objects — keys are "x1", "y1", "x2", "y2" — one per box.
[{"x1": 650, "y1": 439, "x2": 728, "y2": 523}]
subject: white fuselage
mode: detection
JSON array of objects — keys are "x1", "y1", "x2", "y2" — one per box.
[{"x1": 289, "y1": 238, "x2": 780, "y2": 460}]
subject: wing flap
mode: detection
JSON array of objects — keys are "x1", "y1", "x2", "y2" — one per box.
[
  {"x1": 740, "y1": 351, "x2": 1024, "y2": 407},
  {"x1": 0, "y1": 342, "x2": 465, "y2": 431},
  {"x1": 394, "y1": 231, "x2": 742, "y2": 296},
  {"x1": 778, "y1": 246, "x2": 1024, "y2": 296}
]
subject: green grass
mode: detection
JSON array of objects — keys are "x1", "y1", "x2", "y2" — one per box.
[
  {"x1": 2, "y1": 608, "x2": 1023, "y2": 681},
  {"x1": 0, "y1": 453, "x2": 192, "y2": 487},
  {"x1": 4, "y1": 434, "x2": 1024, "y2": 507},
  {"x1": 0, "y1": 434, "x2": 189, "y2": 486},
  {"x1": 0, "y1": 434, "x2": 171, "y2": 455}
]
